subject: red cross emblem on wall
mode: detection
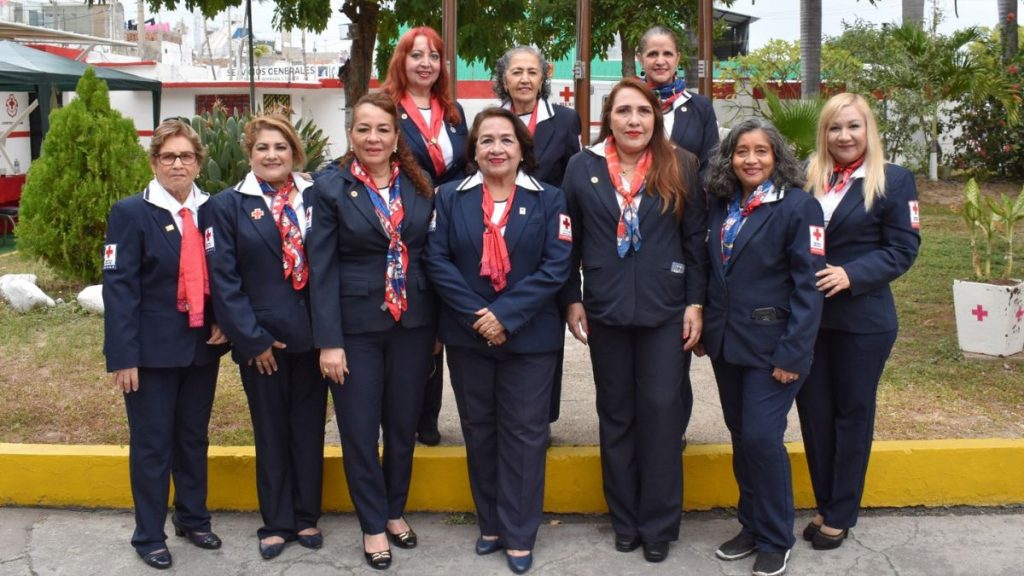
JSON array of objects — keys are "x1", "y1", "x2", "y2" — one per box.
[
  {"x1": 971, "y1": 304, "x2": 989, "y2": 322},
  {"x1": 5, "y1": 94, "x2": 17, "y2": 118},
  {"x1": 1016, "y1": 307, "x2": 1023, "y2": 323},
  {"x1": 559, "y1": 86, "x2": 574, "y2": 104}
]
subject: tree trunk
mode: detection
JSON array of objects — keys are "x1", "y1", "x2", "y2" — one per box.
[
  {"x1": 903, "y1": 0, "x2": 925, "y2": 28},
  {"x1": 619, "y1": 29, "x2": 636, "y2": 79},
  {"x1": 800, "y1": 0, "x2": 821, "y2": 99},
  {"x1": 342, "y1": 1, "x2": 380, "y2": 117},
  {"x1": 999, "y1": 0, "x2": 1019, "y2": 63}
]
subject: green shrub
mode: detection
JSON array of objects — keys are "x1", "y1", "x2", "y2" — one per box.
[{"x1": 17, "y1": 68, "x2": 151, "y2": 283}]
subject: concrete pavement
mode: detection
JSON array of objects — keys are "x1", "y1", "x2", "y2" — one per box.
[{"x1": 1, "y1": 506, "x2": 1022, "y2": 575}]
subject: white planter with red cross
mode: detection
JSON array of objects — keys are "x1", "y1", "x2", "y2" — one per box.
[{"x1": 952, "y1": 279, "x2": 1024, "y2": 357}]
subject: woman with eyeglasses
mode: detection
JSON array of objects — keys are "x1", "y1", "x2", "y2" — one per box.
[
  {"x1": 103, "y1": 118, "x2": 228, "y2": 570},
  {"x1": 206, "y1": 114, "x2": 328, "y2": 561}
]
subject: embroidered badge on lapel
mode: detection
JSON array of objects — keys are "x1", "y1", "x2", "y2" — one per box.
[
  {"x1": 809, "y1": 225, "x2": 826, "y2": 256},
  {"x1": 428, "y1": 209, "x2": 437, "y2": 232},
  {"x1": 558, "y1": 213, "x2": 572, "y2": 242},
  {"x1": 164, "y1": 224, "x2": 175, "y2": 232},
  {"x1": 251, "y1": 208, "x2": 265, "y2": 220},
  {"x1": 908, "y1": 200, "x2": 920, "y2": 230},
  {"x1": 103, "y1": 244, "x2": 117, "y2": 270},
  {"x1": 204, "y1": 227, "x2": 215, "y2": 254},
  {"x1": 519, "y1": 207, "x2": 526, "y2": 216},
  {"x1": 306, "y1": 206, "x2": 313, "y2": 231}
]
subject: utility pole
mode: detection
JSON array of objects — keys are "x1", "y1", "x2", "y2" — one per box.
[
  {"x1": 442, "y1": 0, "x2": 458, "y2": 98},
  {"x1": 698, "y1": 0, "x2": 713, "y2": 98},
  {"x1": 575, "y1": 0, "x2": 591, "y2": 145}
]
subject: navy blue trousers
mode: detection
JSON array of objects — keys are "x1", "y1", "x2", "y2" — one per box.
[
  {"x1": 711, "y1": 360, "x2": 801, "y2": 554},
  {"x1": 240, "y1": 348, "x2": 328, "y2": 540},
  {"x1": 589, "y1": 320, "x2": 685, "y2": 544},
  {"x1": 796, "y1": 328, "x2": 897, "y2": 529},
  {"x1": 417, "y1": 348, "x2": 444, "y2": 435},
  {"x1": 332, "y1": 324, "x2": 435, "y2": 534},
  {"x1": 447, "y1": 346, "x2": 555, "y2": 551},
  {"x1": 125, "y1": 362, "x2": 218, "y2": 555}
]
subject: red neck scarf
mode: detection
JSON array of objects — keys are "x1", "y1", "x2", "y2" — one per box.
[
  {"x1": 401, "y1": 93, "x2": 447, "y2": 176},
  {"x1": 261, "y1": 178, "x2": 308, "y2": 290},
  {"x1": 604, "y1": 136, "x2": 652, "y2": 257},
  {"x1": 351, "y1": 159, "x2": 408, "y2": 321},
  {"x1": 826, "y1": 155, "x2": 865, "y2": 194},
  {"x1": 176, "y1": 206, "x2": 208, "y2": 327},
  {"x1": 517, "y1": 102, "x2": 540, "y2": 135},
  {"x1": 480, "y1": 182, "x2": 517, "y2": 292}
]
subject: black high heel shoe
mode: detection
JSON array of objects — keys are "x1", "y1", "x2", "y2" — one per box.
[
  {"x1": 802, "y1": 520, "x2": 822, "y2": 542},
  {"x1": 172, "y1": 518, "x2": 222, "y2": 550},
  {"x1": 364, "y1": 549, "x2": 392, "y2": 569},
  {"x1": 139, "y1": 548, "x2": 172, "y2": 570},
  {"x1": 387, "y1": 526, "x2": 417, "y2": 549}
]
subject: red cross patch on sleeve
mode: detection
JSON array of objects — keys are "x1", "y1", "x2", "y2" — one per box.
[
  {"x1": 103, "y1": 244, "x2": 117, "y2": 270},
  {"x1": 558, "y1": 213, "x2": 572, "y2": 242},
  {"x1": 204, "y1": 227, "x2": 215, "y2": 254},
  {"x1": 909, "y1": 200, "x2": 920, "y2": 230},
  {"x1": 809, "y1": 225, "x2": 825, "y2": 256}
]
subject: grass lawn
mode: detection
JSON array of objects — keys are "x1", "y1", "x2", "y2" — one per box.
[{"x1": 1, "y1": 178, "x2": 1021, "y2": 444}]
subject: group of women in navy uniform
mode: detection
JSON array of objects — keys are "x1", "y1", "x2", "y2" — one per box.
[{"x1": 103, "y1": 22, "x2": 918, "y2": 576}]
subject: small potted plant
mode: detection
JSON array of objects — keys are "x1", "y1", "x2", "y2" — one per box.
[{"x1": 952, "y1": 178, "x2": 1024, "y2": 356}]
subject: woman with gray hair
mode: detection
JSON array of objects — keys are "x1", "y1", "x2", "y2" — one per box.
[
  {"x1": 492, "y1": 45, "x2": 581, "y2": 428},
  {"x1": 699, "y1": 118, "x2": 825, "y2": 576}
]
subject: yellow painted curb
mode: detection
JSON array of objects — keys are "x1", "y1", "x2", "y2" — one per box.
[{"x1": 1, "y1": 440, "x2": 1022, "y2": 512}]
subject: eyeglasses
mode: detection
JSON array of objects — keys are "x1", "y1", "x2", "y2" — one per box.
[{"x1": 155, "y1": 152, "x2": 198, "y2": 166}]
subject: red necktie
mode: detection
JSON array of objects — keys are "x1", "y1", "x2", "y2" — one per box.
[{"x1": 176, "y1": 207, "x2": 208, "y2": 328}]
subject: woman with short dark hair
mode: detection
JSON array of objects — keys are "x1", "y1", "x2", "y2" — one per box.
[
  {"x1": 425, "y1": 107, "x2": 571, "y2": 574},
  {"x1": 702, "y1": 117, "x2": 825, "y2": 576}
]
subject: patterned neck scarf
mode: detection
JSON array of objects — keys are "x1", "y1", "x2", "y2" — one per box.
[
  {"x1": 480, "y1": 182, "x2": 516, "y2": 292},
  {"x1": 400, "y1": 93, "x2": 447, "y2": 177},
  {"x1": 648, "y1": 76, "x2": 687, "y2": 113},
  {"x1": 720, "y1": 179, "x2": 774, "y2": 271},
  {"x1": 605, "y1": 136, "x2": 652, "y2": 258},
  {"x1": 259, "y1": 177, "x2": 307, "y2": 290},
  {"x1": 176, "y1": 206, "x2": 208, "y2": 327},
  {"x1": 351, "y1": 159, "x2": 408, "y2": 321},
  {"x1": 826, "y1": 155, "x2": 865, "y2": 193}
]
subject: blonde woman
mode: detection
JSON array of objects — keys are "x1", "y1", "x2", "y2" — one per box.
[{"x1": 796, "y1": 93, "x2": 920, "y2": 550}]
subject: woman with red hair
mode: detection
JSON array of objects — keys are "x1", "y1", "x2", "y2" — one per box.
[{"x1": 381, "y1": 26, "x2": 468, "y2": 447}]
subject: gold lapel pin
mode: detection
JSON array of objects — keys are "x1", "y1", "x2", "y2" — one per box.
[
  {"x1": 164, "y1": 224, "x2": 175, "y2": 232},
  {"x1": 350, "y1": 190, "x2": 359, "y2": 198}
]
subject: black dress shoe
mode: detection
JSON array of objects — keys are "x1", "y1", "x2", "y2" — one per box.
[
  {"x1": 173, "y1": 522, "x2": 222, "y2": 550},
  {"x1": 506, "y1": 551, "x2": 533, "y2": 574},
  {"x1": 476, "y1": 536, "x2": 504, "y2": 555},
  {"x1": 614, "y1": 534, "x2": 641, "y2": 552},
  {"x1": 259, "y1": 539, "x2": 287, "y2": 560},
  {"x1": 417, "y1": 428, "x2": 441, "y2": 446},
  {"x1": 388, "y1": 526, "x2": 418, "y2": 549},
  {"x1": 812, "y1": 528, "x2": 848, "y2": 550},
  {"x1": 364, "y1": 548, "x2": 392, "y2": 569},
  {"x1": 297, "y1": 531, "x2": 323, "y2": 549},
  {"x1": 139, "y1": 548, "x2": 172, "y2": 570},
  {"x1": 642, "y1": 541, "x2": 670, "y2": 563},
  {"x1": 802, "y1": 520, "x2": 822, "y2": 542}
]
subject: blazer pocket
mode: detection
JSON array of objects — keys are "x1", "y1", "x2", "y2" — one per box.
[
  {"x1": 415, "y1": 275, "x2": 433, "y2": 292},
  {"x1": 749, "y1": 306, "x2": 789, "y2": 325},
  {"x1": 341, "y1": 279, "x2": 369, "y2": 296}
]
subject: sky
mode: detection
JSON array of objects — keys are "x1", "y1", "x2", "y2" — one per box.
[{"x1": 133, "y1": 0, "x2": 1004, "y2": 56}]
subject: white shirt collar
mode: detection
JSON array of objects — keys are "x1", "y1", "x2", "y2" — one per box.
[
  {"x1": 671, "y1": 90, "x2": 693, "y2": 111},
  {"x1": 236, "y1": 171, "x2": 313, "y2": 196},
  {"x1": 456, "y1": 170, "x2": 544, "y2": 192},
  {"x1": 143, "y1": 178, "x2": 207, "y2": 213},
  {"x1": 588, "y1": 139, "x2": 608, "y2": 158},
  {"x1": 502, "y1": 97, "x2": 555, "y2": 125}
]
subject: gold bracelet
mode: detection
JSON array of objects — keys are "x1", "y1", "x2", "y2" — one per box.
[{"x1": 688, "y1": 303, "x2": 704, "y2": 310}]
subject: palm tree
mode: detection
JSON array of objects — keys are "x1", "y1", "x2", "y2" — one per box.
[
  {"x1": 903, "y1": 0, "x2": 925, "y2": 28},
  {"x1": 999, "y1": 0, "x2": 1019, "y2": 62},
  {"x1": 800, "y1": 0, "x2": 821, "y2": 99}
]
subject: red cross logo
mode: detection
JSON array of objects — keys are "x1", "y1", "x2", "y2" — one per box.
[
  {"x1": 1016, "y1": 307, "x2": 1023, "y2": 322},
  {"x1": 105, "y1": 245, "x2": 114, "y2": 258},
  {"x1": 205, "y1": 229, "x2": 212, "y2": 242},
  {"x1": 5, "y1": 94, "x2": 17, "y2": 118},
  {"x1": 911, "y1": 203, "x2": 919, "y2": 215},
  {"x1": 971, "y1": 304, "x2": 989, "y2": 322},
  {"x1": 559, "y1": 86, "x2": 574, "y2": 104},
  {"x1": 562, "y1": 216, "x2": 570, "y2": 228},
  {"x1": 812, "y1": 227, "x2": 823, "y2": 242}
]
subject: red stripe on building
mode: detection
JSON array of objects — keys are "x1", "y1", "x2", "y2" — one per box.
[{"x1": 5, "y1": 131, "x2": 30, "y2": 138}]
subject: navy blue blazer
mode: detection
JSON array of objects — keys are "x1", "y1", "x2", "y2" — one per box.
[
  {"x1": 513, "y1": 98, "x2": 581, "y2": 188},
  {"x1": 103, "y1": 185, "x2": 226, "y2": 371},
  {"x1": 819, "y1": 164, "x2": 921, "y2": 333},
  {"x1": 399, "y1": 101, "x2": 469, "y2": 185},
  {"x1": 424, "y1": 171, "x2": 572, "y2": 354},
  {"x1": 307, "y1": 159, "x2": 437, "y2": 349},
  {"x1": 667, "y1": 91, "x2": 719, "y2": 174},
  {"x1": 702, "y1": 185, "x2": 825, "y2": 375},
  {"x1": 205, "y1": 172, "x2": 316, "y2": 363},
  {"x1": 561, "y1": 143, "x2": 708, "y2": 327}
]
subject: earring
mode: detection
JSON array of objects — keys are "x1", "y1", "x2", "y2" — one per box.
[{"x1": 393, "y1": 145, "x2": 398, "y2": 153}]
